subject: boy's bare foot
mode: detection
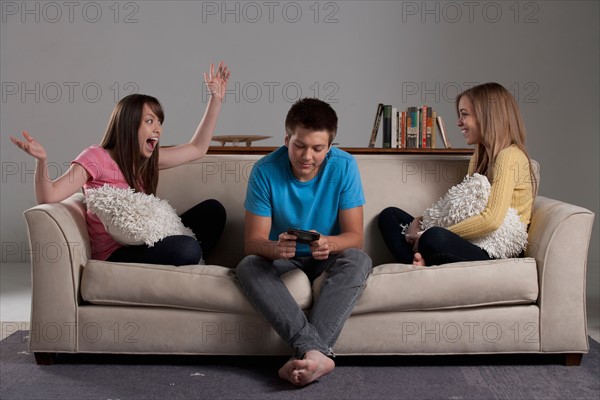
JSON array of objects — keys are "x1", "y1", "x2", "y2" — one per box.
[
  {"x1": 278, "y1": 357, "x2": 301, "y2": 385},
  {"x1": 278, "y1": 350, "x2": 335, "y2": 386},
  {"x1": 413, "y1": 252, "x2": 426, "y2": 267}
]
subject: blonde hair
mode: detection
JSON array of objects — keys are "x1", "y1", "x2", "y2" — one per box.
[{"x1": 456, "y1": 83, "x2": 537, "y2": 192}]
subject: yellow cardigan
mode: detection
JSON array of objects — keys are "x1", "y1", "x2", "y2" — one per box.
[{"x1": 448, "y1": 145, "x2": 534, "y2": 240}]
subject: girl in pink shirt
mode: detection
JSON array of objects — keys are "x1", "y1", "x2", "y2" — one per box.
[{"x1": 11, "y1": 62, "x2": 230, "y2": 266}]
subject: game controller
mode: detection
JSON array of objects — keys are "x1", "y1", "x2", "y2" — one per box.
[{"x1": 287, "y1": 228, "x2": 321, "y2": 244}]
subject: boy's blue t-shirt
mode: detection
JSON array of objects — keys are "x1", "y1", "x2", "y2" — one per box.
[{"x1": 244, "y1": 146, "x2": 365, "y2": 256}]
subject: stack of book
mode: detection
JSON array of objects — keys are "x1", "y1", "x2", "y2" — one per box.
[{"x1": 368, "y1": 104, "x2": 452, "y2": 149}]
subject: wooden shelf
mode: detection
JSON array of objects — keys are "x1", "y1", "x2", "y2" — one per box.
[
  {"x1": 207, "y1": 146, "x2": 473, "y2": 156},
  {"x1": 337, "y1": 147, "x2": 473, "y2": 155},
  {"x1": 207, "y1": 146, "x2": 276, "y2": 155}
]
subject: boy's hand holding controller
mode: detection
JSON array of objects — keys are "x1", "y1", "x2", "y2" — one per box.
[
  {"x1": 277, "y1": 231, "x2": 298, "y2": 259},
  {"x1": 283, "y1": 228, "x2": 329, "y2": 260},
  {"x1": 309, "y1": 235, "x2": 330, "y2": 260}
]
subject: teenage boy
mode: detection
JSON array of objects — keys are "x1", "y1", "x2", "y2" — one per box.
[{"x1": 236, "y1": 98, "x2": 372, "y2": 386}]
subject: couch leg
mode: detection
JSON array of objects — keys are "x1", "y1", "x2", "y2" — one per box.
[
  {"x1": 564, "y1": 353, "x2": 583, "y2": 366},
  {"x1": 34, "y1": 352, "x2": 55, "y2": 365}
]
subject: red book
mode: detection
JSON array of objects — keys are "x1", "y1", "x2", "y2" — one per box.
[
  {"x1": 400, "y1": 111, "x2": 406, "y2": 148},
  {"x1": 426, "y1": 107, "x2": 433, "y2": 148},
  {"x1": 421, "y1": 105, "x2": 428, "y2": 148}
]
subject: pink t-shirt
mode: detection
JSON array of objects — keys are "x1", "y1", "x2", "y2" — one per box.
[{"x1": 72, "y1": 145, "x2": 130, "y2": 260}]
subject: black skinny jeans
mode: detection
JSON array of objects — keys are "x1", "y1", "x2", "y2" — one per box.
[
  {"x1": 107, "y1": 199, "x2": 226, "y2": 266},
  {"x1": 377, "y1": 207, "x2": 492, "y2": 266}
]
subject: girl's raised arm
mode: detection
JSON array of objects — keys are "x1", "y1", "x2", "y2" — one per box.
[
  {"x1": 159, "y1": 62, "x2": 231, "y2": 169},
  {"x1": 10, "y1": 131, "x2": 89, "y2": 204}
]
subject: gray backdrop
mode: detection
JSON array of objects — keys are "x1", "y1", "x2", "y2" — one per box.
[{"x1": 1, "y1": 1, "x2": 598, "y2": 301}]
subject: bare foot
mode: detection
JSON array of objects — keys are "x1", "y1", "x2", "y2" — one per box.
[
  {"x1": 413, "y1": 252, "x2": 426, "y2": 267},
  {"x1": 278, "y1": 357, "x2": 302, "y2": 385},
  {"x1": 279, "y1": 351, "x2": 335, "y2": 386}
]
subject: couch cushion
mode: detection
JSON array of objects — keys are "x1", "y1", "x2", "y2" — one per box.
[
  {"x1": 314, "y1": 258, "x2": 539, "y2": 314},
  {"x1": 81, "y1": 261, "x2": 312, "y2": 314}
]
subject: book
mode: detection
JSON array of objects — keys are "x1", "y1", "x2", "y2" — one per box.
[
  {"x1": 391, "y1": 107, "x2": 398, "y2": 148},
  {"x1": 394, "y1": 108, "x2": 400, "y2": 148},
  {"x1": 400, "y1": 111, "x2": 406, "y2": 148},
  {"x1": 372, "y1": 104, "x2": 456, "y2": 150},
  {"x1": 421, "y1": 106, "x2": 427, "y2": 148},
  {"x1": 431, "y1": 111, "x2": 437, "y2": 148},
  {"x1": 406, "y1": 107, "x2": 419, "y2": 148},
  {"x1": 436, "y1": 115, "x2": 452, "y2": 148},
  {"x1": 376, "y1": 104, "x2": 450, "y2": 149},
  {"x1": 382, "y1": 105, "x2": 392, "y2": 148},
  {"x1": 421, "y1": 108, "x2": 427, "y2": 147},
  {"x1": 417, "y1": 107, "x2": 422, "y2": 148},
  {"x1": 381, "y1": 104, "x2": 392, "y2": 148},
  {"x1": 426, "y1": 107, "x2": 433, "y2": 148},
  {"x1": 368, "y1": 103, "x2": 384, "y2": 147}
]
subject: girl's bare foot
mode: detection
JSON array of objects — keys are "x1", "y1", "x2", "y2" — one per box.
[
  {"x1": 278, "y1": 350, "x2": 335, "y2": 386},
  {"x1": 413, "y1": 252, "x2": 426, "y2": 266}
]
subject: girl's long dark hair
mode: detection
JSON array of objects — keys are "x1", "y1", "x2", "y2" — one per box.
[{"x1": 100, "y1": 94, "x2": 164, "y2": 195}]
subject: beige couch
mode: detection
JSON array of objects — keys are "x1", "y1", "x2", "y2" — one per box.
[{"x1": 24, "y1": 152, "x2": 595, "y2": 365}]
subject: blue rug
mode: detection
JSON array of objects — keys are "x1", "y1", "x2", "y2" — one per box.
[{"x1": 1, "y1": 331, "x2": 598, "y2": 399}]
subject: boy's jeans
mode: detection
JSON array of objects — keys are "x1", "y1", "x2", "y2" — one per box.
[{"x1": 236, "y1": 248, "x2": 372, "y2": 357}]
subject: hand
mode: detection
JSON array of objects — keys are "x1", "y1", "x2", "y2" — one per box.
[
  {"x1": 405, "y1": 216, "x2": 423, "y2": 252},
  {"x1": 310, "y1": 234, "x2": 330, "y2": 260},
  {"x1": 277, "y1": 232, "x2": 297, "y2": 259},
  {"x1": 10, "y1": 131, "x2": 47, "y2": 161},
  {"x1": 203, "y1": 61, "x2": 230, "y2": 102}
]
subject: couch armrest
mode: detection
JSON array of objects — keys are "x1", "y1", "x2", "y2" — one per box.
[
  {"x1": 527, "y1": 196, "x2": 595, "y2": 352},
  {"x1": 23, "y1": 193, "x2": 90, "y2": 352}
]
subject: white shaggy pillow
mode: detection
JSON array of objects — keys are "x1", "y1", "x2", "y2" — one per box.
[
  {"x1": 85, "y1": 185, "x2": 195, "y2": 247},
  {"x1": 421, "y1": 173, "x2": 528, "y2": 259}
]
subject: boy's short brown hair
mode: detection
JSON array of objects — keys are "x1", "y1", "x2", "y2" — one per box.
[{"x1": 285, "y1": 98, "x2": 338, "y2": 144}]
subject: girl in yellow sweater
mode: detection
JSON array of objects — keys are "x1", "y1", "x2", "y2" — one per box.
[{"x1": 378, "y1": 82, "x2": 537, "y2": 266}]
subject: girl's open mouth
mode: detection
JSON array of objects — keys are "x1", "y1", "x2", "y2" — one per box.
[{"x1": 146, "y1": 138, "x2": 158, "y2": 151}]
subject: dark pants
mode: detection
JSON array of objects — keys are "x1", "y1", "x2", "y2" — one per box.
[
  {"x1": 377, "y1": 207, "x2": 491, "y2": 266},
  {"x1": 107, "y1": 199, "x2": 226, "y2": 266}
]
